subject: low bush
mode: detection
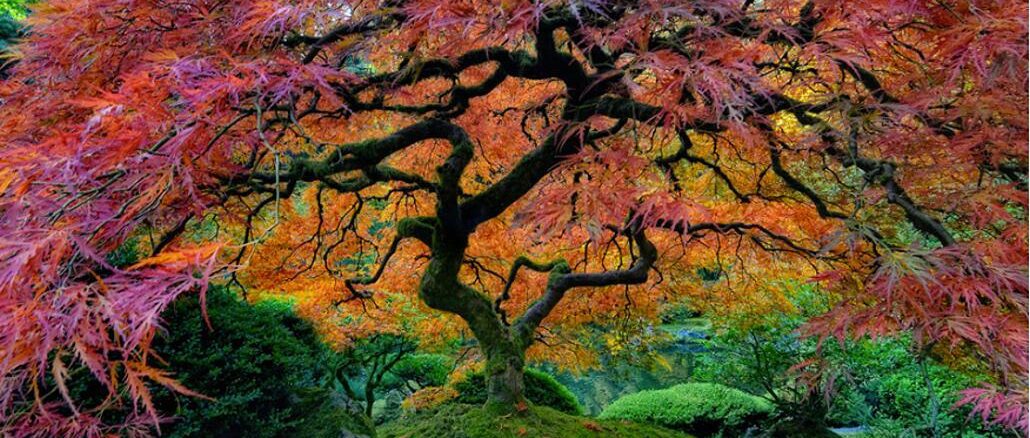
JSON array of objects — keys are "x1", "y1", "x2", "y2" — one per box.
[
  {"x1": 151, "y1": 287, "x2": 375, "y2": 438},
  {"x1": 383, "y1": 353, "x2": 452, "y2": 391},
  {"x1": 454, "y1": 368, "x2": 585, "y2": 415},
  {"x1": 824, "y1": 337, "x2": 1014, "y2": 437},
  {"x1": 598, "y1": 382, "x2": 773, "y2": 436}
]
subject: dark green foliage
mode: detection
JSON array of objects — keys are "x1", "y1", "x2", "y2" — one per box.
[
  {"x1": 692, "y1": 284, "x2": 865, "y2": 430},
  {"x1": 381, "y1": 353, "x2": 452, "y2": 391},
  {"x1": 152, "y1": 287, "x2": 375, "y2": 438},
  {"x1": 332, "y1": 334, "x2": 418, "y2": 420},
  {"x1": 555, "y1": 364, "x2": 677, "y2": 416},
  {"x1": 0, "y1": 0, "x2": 25, "y2": 79},
  {"x1": 105, "y1": 237, "x2": 141, "y2": 268},
  {"x1": 379, "y1": 403, "x2": 691, "y2": 438},
  {"x1": 823, "y1": 337, "x2": 1013, "y2": 438},
  {"x1": 454, "y1": 368, "x2": 584, "y2": 415},
  {"x1": 549, "y1": 319, "x2": 703, "y2": 416},
  {"x1": 598, "y1": 383, "x2": 773, "y2": 436},
  {"x1": 367, "y1": 352, "x2": 452, "y2": 425},
  {"x1": 689, "y1": 284, "x2": 1014, "y2": 437},
  {"x1": 695, "y1": 267, "x2": 723, "y2": 282},
  {"x1": 0, "y1": 12, "x2": 17, "y2": 45}
]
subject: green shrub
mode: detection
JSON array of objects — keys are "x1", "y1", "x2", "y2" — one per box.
[
  {"x1": 454, "y1": 368, "x2": 585, "y2": 415},
  {"x1": 688, "y1": 282, "x2": 1013, "y2": 437},
  {"x1": 151, "y1": 286, "x2": 375, "y2": 438},
  {"x1": 0, "y1": 0, "x2": 27, "y2": 20},
  {"x1": 598, "y1": 383, "x2": 773, "y2": 436},
  {"x1": 824, "y1": 337, "x2": 1012, "y2": 437},
  {"x1": 383, "y1": 353, "x2": 452, "y2": 391}
]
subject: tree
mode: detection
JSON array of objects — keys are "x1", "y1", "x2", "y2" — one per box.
[
  {"x1": 332, "y1": 334, "x2": 418, "y2": 418},
  {"x1": 0, "y1": 0, "x2": 1025, "y2": 435}
]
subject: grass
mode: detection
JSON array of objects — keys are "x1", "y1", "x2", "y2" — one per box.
[{"x1": 378, "y1": 403, "x2": 694, "y2": 438}]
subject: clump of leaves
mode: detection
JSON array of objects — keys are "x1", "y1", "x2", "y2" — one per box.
[
  {"x1": 825, "y1": 337, "x2": 1015, "y2": 438},
  {"x1": 382, "y1": 353, "x2": 453, "y2": 392},
  {"x1": 598, "y1": 383, "x2": 773, "y2": 436}
]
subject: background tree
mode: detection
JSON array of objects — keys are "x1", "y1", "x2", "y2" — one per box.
[
  {"x1": 0, "y1": 0, "x2": 1025, "y2": 435},
  {"x1": 332, "y1": 334, "x2": 418, "y2": 418}
]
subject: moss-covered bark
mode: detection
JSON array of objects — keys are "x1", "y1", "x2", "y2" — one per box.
[{"x1": 414, "y1": 221, "x2": 531, "y2": 408}]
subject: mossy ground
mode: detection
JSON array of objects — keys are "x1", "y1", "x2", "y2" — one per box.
[{"x1": 378, "y1": 403, "x2": 694, "y2": 438}]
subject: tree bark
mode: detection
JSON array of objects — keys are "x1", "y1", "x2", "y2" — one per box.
[
  {"x1": 413, "y1": 225, "x2": 656, "y2": 412},
  {"x1": 482, "y1": 337, "x2": 526, "y2": 408},
  {"x1": 364, "y1": 383, "x2": 376, "y2": 418},
  {"x1": 414, "y1": 224, "x2": 530, "y2": 410}
]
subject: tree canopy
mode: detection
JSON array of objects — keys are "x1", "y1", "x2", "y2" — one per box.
[{"x1": 0, "y1": 0, "x2": 1026, "y2": 435}]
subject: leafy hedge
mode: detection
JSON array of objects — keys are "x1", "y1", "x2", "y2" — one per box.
[
  {"x1": 824, "y1": 337, "x2": 1012, "y2": 437},
  {"x1": 382, "y1": 353, "x2": 452, "y2": 391},
  {"x1": 454, "y1": 368, "x2": 585, "y2": 415},
  {"x1": 598, "y1": 383, "x2": 772, "y2": 436},
  {"x1": 151, "y1": 287, "x2": 375, "y2": 438},
  {"x1": 687, "y1": 281, "x2": 1015, "y2": 437}
]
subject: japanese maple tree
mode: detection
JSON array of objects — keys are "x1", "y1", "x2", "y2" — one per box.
[{"x1": 0, "y1": 0, "x2": 1026, "y2": 435}]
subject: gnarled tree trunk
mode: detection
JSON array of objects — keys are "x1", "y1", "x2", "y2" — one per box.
[
  {"x1": 413, "y1": 224, "x2": 532, "y2": 409},
  {"x1": 482, "y1": 337, "x2": 526, "y2": 407}
]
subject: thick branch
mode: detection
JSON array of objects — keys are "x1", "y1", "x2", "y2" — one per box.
[
  {"x1": 768, "y1": 146, "x2": 849, "y2": 220},
  {"x1": 495, "y1": 256, "x2": 564, "y2": 326},
  {"x1": 513, "y1": 228, "x2": 657, "y2": 346},
  {"x1": 832, "y1": 147, "x2": 957, "y2": 246},
  {"x1": 301, "y1": 11, "x2": 405, "y2": 64},
  {"x1": 783, "y1": 107, "x2": 958, "y2": 246},
  {"x1": 345, "y1": 233, "x2": 404, "y2": 299}
]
